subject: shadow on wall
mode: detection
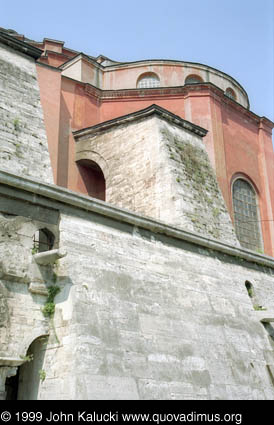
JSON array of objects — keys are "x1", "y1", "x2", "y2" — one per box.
[{"x1": 76, "y1": 159, "x2": 106, "y2": 201}]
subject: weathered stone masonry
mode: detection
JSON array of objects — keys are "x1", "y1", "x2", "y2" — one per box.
[
  {"x1": 74, "y1": 106, "x2": 238, "y2": 246},
  {"x1": 0, "y1": 37, "x2": 53, "y2": 184},
  {"x1": 1, "y1": 171, "x2": 274, "y2": 399},
  {"x1": 1, "y1": 31, "x2": 274, "y2": 400}
]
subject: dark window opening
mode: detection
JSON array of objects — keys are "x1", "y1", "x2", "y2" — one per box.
[
  {"x1": 185, "y1": 74, "x2": 203, "y2": 84},
  {"x1": 33, "y1": 228, "x2": 55, "y2": 253},
  {"x1": 77, "y1": 159, "x2": 106, "y2": 201},
  {"x1": 245, "y1": 281, "x2": 254, "y2": 298},
  {"x1": 5, "y1": 369, "x2": 20, "y2": 400}
]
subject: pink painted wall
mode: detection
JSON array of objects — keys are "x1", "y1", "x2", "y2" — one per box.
[{"x1": 37, "y1": 66, "x2": 274, "y2": 255}]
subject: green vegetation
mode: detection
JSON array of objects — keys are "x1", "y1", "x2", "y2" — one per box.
[
  {"x1": 253, "y1": 305, "x2": 267, "y2": 311},
  {"x1": 20, "y1": 354, "x2": 34, "y2": 363},
  {"x1": 161, "y1": 127, "x2": 223, "y2": 238},
  {"x1": 13, "y1": 118, "x2": 20, "y2": 131},
  {"x1": 39, "y1": 369, "x2": 46, "y2": 382},
  {"x1": 42, "y1": 285, "x2": 60, "y2": 318},
  {"x1": 247, "y1": 287, "x2": 253, "y2": 298}
]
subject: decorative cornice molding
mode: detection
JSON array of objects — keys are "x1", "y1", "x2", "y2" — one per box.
[
  {"x1": 0, "y1": 31, "x2": 42, "y2": 60},
  {"x1": 63, "y1": 75, "x2": 269, "y2": 126}
]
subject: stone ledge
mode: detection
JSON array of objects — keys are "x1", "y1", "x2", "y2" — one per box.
[
  {"x1": 0, "y1": 357, "x2": 25, "y2": 367},
  {"x1": 255, "y1": 311, "x2": 274, "y2": 323},
  {"x1": 1, "y1": 169, "x2": 274, "y2": 270},
  {"x1": 33, "y1": 248, "x2": 67, "y2": 265}
]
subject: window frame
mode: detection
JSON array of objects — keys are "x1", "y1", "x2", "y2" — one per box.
[
  {"x1": 184, "y1": 74, "x2": 203, "y2": 85},
  {"x1": 231, "y1": 175, "x2": 264, "y2": 252},
  {"x1": 136, "y1": 72, "x2": 160, "y2": 89}
]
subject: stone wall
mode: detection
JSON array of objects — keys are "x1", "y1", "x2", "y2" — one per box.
[
  {"x1": 75, "y1": 109, "x2": 238, "y2": 246},
  {"x1": 0, "y1": 42, "x2": 53, "y2": 183},
  {"x1": 1, "y1": 34, "x2": 274, "y2": 401},
  {"x1": 55, "y1": 208, "x2": 274, "y2": 400},
  {"x1": 1, "y1": 173, "x2": 274, "y2": 400}
]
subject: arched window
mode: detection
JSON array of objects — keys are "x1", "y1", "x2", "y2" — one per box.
[
  {"x1": 137, "y1": 72, "x2": 160, "y2": 89},
  {"x1": 185, "y1": 74, "x2": 203, "y2": 84},
  {"x1": 225, "y1": 87, "x2": 236, "y2": 100},
  {"x1": 77, "y1": 159, "x2": 106, "y2": 201},
  {"x1": 232, "y1": 178, "x2": 262, "y2": 251},
  {"x1": 33, "y1": 228, "x2": 55, "y2": 253}
]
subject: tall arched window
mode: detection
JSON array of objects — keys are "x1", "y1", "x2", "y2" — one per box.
[
  {"x1": 77, "y1": 159, "x2": 106, "y2": 201},
  {"x1": 185, "y1": 74, "x2": 203, "y2": 84},
  {"x1": 232, "y1": 178, "x2": 262, "y2": 251},
  {"x1": 137, "y1": 72, "x2": 160, "y2": 88}
]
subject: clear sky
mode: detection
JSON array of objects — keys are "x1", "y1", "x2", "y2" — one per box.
[{"x1": 2, "y1": 0, "x2": 274, "y2": 123}]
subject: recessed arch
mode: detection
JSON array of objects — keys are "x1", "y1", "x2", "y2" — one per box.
[
  {"x1": 6, "y1": 334, "x2": 49, "y2": 400},
  {"x1": 225, "y1": 87, "x2": 237, "y2": 100},
  {"x1": 232, "y1": 176, "x2": 263, "y2": 252},
  {"x1": 75, "y1": 150, "x2": 109, "y2": 180},
  {"x1": 185, "y1": 74, "x2": 203, "y2": 84},
  {"x1": 76, "y1": 159, "x2": 106, "y2": 201},
  {"x1": 137, "y1": 72, "x2": 160, "y2": 88}
]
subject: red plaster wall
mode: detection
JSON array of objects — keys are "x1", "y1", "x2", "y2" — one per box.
[
  {"x1": 36, "y1": 65, "x2": 62, "y2": 184},
  {"x1": 37, "y1": 66, "x2": 274, "y2": 255}
]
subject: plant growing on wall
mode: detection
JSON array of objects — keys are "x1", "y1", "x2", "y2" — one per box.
[
  {"x1": 39, "y1": 369, "x2": 46, "y2": 382},
  {"x1": 20, "y1": 354, "x2": 34, "y2": 363},
  {"x1": 42, "y1": 285, "x2": 60, "y2": 318},
  {"x1": 13, "y1": 118, "x2": 20, "y2": 131}
]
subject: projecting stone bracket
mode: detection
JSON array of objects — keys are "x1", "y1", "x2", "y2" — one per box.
[
  {"x1": 28, "y1": 248, "x2": 67, "y2": 294},
  {"x1": 28, "y1": 281, "x2": 49, "y2": 296},
  {"x1": 0, "y1": 357, "x2": 25, "y2": 367},
  {"x1": 33, "y1": 248, "x2": 67, "y2": 265},
  {"x1": 257, "y1": 312, "x2": 274, "y2": 323}
]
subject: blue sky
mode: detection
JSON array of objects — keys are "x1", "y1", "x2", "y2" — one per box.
[{"x1": 2, "y1": 0, "x2": 274, "y2": 124}]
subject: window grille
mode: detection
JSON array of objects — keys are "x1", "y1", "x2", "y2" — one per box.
[
  {"x1": 137, "y1": 73, "x2": 160, "y2": 88},
  {"x1": 33, "y1": 228, "x2": 55, "y2": 253},
  {"x1": 232, "y1": 179, "x2": 262, "y2": 251},
  {"x1": 185, "y1": 75, "x2": 203, "y2": 84}
]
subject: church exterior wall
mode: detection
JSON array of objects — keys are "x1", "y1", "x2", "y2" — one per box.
[
  {"x1": 1, "y1": 172, "x2": 274, "y2": 399},
  {"x1": 35, "y1": 68, "x2": 273, "y2": 254},
  {"x1": 1, "y1": 29, "x2": 274, "y2": 400},
  {"x1": 0, "y1": 42, "x2": 53, "y2": 184}
]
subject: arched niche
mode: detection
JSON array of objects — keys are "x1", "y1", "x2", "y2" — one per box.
[
  {"x1": 185, "y1": 74, "x2": 203, "y2": 84},
  {"x1": 76, "y1": 159, "x2": 106, "y2": 201}
]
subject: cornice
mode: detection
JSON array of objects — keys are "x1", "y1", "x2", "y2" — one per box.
[
  {"x1": 61, "y1": 75, "x2": 269, "y2": 127},
  {"x1": 0, "y1": 30, "x2": 42, "y2": 60}
]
